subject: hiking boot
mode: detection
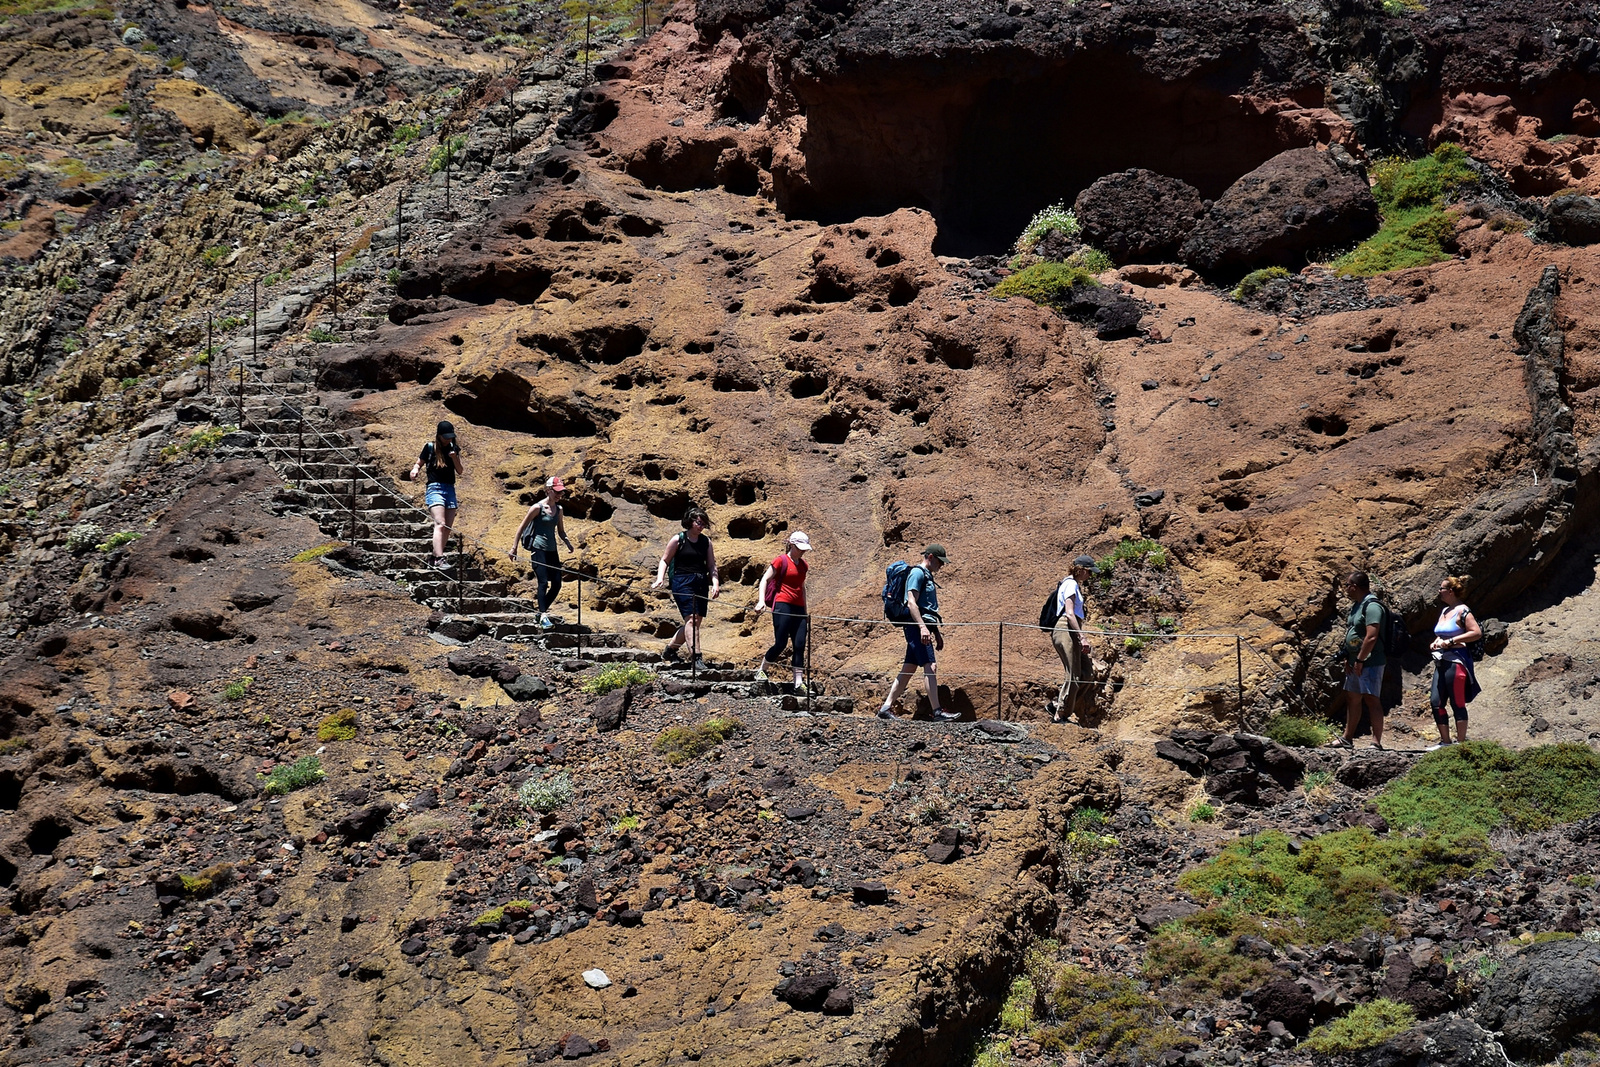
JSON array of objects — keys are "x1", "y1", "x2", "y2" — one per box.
[
  {"x1": 753, "y1": 670, "x2": 770, "y2": 685},
  {"x1": 692, "y1": 657, "x2": 709, "y2": 672},
  {"x1": 661, "y1": 646, "x2": 682, "y2": 664},
  {"x1": 431, "y1": 556, "x2": 452, "y2": 573},
  {"x1": 932, "y1": 709, "x2": 962, "y2": 722},
  {"x1": 792, "y1": 680, "x2": 818, "y2": 697},
  {"x1": 876, "y1": 706, "x2": 896, "y2": 720}
]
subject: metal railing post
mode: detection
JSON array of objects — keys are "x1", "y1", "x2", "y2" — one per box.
[
  {"x1": 348, "y1": 461, "x2": 358, "y2": 541},
  {"x1": 456, "y1": 534, "x2": 465, "y2": 614},
  {"x1": 1236, "y1": 636, "x2": 1245, "y2": 727},
  {"x1": 805, "y1": 613, "x2": 813, "y2": 716},
  {"x1": 997, "y1": 622, "x2": 1004, "y2": 721},
  {"x1": 237, "y1": 359, "x2": 244, "y2": 424},
  {"x1": 205, "y1": 313, "x2": 213, "y2": 394},
  {"x1": 576, "y1": 569, "x2": 583, "y2": 660}
]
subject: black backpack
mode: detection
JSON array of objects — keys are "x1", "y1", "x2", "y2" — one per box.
[
  {"x1": 1375, "y1": 599, "x2": 1409, "y2": 658},
  {"x1": 1039, "y1": 578, "x2": 1066, "y2": 631}
]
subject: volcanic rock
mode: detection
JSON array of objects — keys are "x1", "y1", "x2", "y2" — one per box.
[
  {"x1": 447, "y1": 648, "x2": 519, "y2": 683},
  {"x1": 502, "y1": 674, "x2": 551, "y2": 702},
  {"x1": 591, "y1": 686, "x2": 631, "y2": 731},
  {"x1": 1336, "y1": 751, "x2": 1412, "y2": 789},
  {"x1": 1074, "y1": 169, "x2": 1205, "y2": 264},
  {"x1": 1181, "y1": 147, "x2": 1378, "y2": 276},
  {"x1": 1248, "y1": 975, "x2": 1314, "y2": 1034},
  {"x1": 1543, "y1": 194, "x2": 1600, "y2": 245},
  {"x1": 1476, "y1": 937, "x2": 1600, "y2": 1061}
]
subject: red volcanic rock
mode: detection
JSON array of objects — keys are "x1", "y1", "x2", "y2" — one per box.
[{"x1": 1074, "y1": 169, "x2": 1205, "y2": 264}]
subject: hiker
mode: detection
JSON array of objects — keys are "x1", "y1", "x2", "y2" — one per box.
[
  {"x1": 1427, "y1": 575, "x2": 1482, "y2": 750},
  {"x1": 1332, "y1": 571, "x2": 1387, "y2": 749},
  {"x1": 753, "y1": 531, "x2": 813, "y2": 695},
  {"x1": 650, "y1": 506, "x2": 718, "y2": 669},
  {"x1": 1045, "y1": 554, "x2": 1097, "y2": 724},
  {"x1": 402, "y1": 419, "x2": 462, "y2": 571},
  {"x1": 510, "y1": 476, "x2": 575, "y2": 629},
  {"x1": 879, "y1": 545, "x2": 958, "y2": 722}
]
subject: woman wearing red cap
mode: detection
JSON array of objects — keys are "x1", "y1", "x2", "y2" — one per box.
[
  {"x1": 753, "y1": 531, "x2": 814, "y2": 695},
  {"x1": 511, "y1": 476, "x2": 575, "y2": 629}
]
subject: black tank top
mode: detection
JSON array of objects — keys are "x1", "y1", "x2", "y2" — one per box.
[{"x1": 674, "y1": 532, "x2": 709, "y2": 575}]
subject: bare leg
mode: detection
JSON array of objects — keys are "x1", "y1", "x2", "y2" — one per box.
[
  {"x1": 923, "y1": 666, "x2": 941, "y2": 712},
  {"x1": 882, "y1": 663, "x2": 915, "y2": 712},
  {"x1": 1457, "y1": 719, "x2": 1468, "y2": 743},
  {"x1": 1343, "y1": 688, "x2": 1363, "y2": 741},
  {"x1": 429, "y1": 504, "x2": 449, "y2": 558},
  {"x1": 1367, "y1": 695, "x2": 1385, "y2": 746}
]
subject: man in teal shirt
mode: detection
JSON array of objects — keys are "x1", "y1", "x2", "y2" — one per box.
[{"x1": 1334, "y1": 571, "x2": 1386, "y2": 749}]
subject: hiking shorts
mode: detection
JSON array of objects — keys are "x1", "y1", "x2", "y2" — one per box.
[
  {"x1": 671, "y1": 571, "x2": 710, "y2": 620},
  {"x1": 1342, "y1": 661, "x2": 1383, "y2": 696},
  {"x1": 901, "y1": 626, "x2": 936, "y2": 668},
  {"x1": 425, "y1": 483, "x2": 458, "y2": 510}
]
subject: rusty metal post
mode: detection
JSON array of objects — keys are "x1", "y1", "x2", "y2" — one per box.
[
  {"x1": 251, "y1": 277, "x2": 258, "y2": 361},
  {"x1": 397, "y1": 188, "x2": 404, "y2": 263},
  {"x1": 585, "y1": 10, "x2": 592, "y2": 79},
  {"x1": 806, "y1": 613, "x2": 813, "y2": 716},
  {"x1": 297, "y1": 411, "x2": 305, "y2": 480}
]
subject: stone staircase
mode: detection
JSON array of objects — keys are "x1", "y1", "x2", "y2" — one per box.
[{"x1": 215, "y1": 359, "x2": 848, "y2": 710}]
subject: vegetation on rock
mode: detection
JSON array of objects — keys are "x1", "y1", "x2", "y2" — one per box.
[
  {"x1": 1017, "y1": 203, "x2": 1080, "y2": 252},
  {"x1": 1377, "y1": 740, "x2": 1600, "y2": 836},
  {"x1": 653, "y1": 716, "x2": 741, "y2": 765},
  {"x1": 1300, "y1": 998, "x2": 1416, "y2": 1052},
  {"x1": 991, "y1": 262, "x2": 1098, "y2": 308},
  {"x1": 259, "y1": 756, "x2": 324, "y2": 796},
  {"x1": 316, "y1": 708, "x2": 357, "y2": 741},
  {"x1": 518, "y1": 771, "x2": 573, "y2": 812},
  {"x1": 1332, "y1": 144, "x2": 1477, "y2": 276},
  {"x1": 1231, "y1": 266, "x2": 1289, "y2": 301},
  {"x1": 1262, "y1": 714, "x2": 1332, "y2": 748},
  {"x1": 581, "y1": 663, "x2": 652, "y2": 695}
]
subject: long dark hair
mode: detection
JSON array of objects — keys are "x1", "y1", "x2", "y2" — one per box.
[{"x1": 682, "y1": 506, "x2": 710, "y2": 531}]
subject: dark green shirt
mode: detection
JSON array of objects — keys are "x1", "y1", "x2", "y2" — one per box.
[{"x1": 1344, "y1": 595, "x2": 1385, "y2": 668}]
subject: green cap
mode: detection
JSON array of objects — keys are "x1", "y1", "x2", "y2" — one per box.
[{"x1": 923, "y1": 544, "x2": 950, "y2": 564}]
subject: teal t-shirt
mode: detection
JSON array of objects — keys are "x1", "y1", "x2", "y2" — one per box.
[
  {"x1": 908, "y1": 566, "x2": 939, "y2": 621},
  {"x1": 1344, "y1": 595, "x2": 1385, "y2": 667},
  {"x1": 528, "y1": 504, "x2": 560, "y2": 552}
]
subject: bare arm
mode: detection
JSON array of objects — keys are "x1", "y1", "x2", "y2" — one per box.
[
  {"x1": 449, "y1": 447, "x2": 464, "y2": 475},
  {"x1": 707, "y1": 539, "x2": 719, "y2": 599},
  {"x1": 510, "y1": 499, "x2": 542, "y2": 558},
  {"x1": 652, "y1": 537, "x2": 678, "y2": 589},
  {"x1": 555, "y1": 508, "x2": 573, "y2": 551}
]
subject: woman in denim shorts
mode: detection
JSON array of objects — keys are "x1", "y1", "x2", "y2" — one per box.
[{"x1": 404, "y1": 420, "x2": 463, "y2": 571}]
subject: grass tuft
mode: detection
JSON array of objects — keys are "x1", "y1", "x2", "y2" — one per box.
[
  {"x1": 1231, "y1": 266, "x2": 1289, "y2": 301},
  {"x1": 1187, "y1": 801, "x2": 1217, "y2": 822},
  {"x1": 1301, "y1": 998, "x2": 1416, "y2": 1052},
  {"x1": 1096, "y1": 538, "x2": 1169, "y2": 574},
  {"x1": 581, "y1": 664, "x2": 652, "y2": 695},
  {"x1": 1262, "y1": 714, "x2": 1332, "y2": 748},
  {"x1": 1332, "y1": 144, "x2": 1478, "y2": 276},
  {"x1": 291, "y1": 542, "x2": 342, "y2": 563},
  {"x1": 260, "y1": 755, "x2": 324, "y2": 796},
  {"x1": 518, "y1": 772, "x2": 573, "y2": 812},
  {"x1": 223, "y1": 676, "x2": 253, "y2": 701},
  {"x1": 1378, "y1": 740, "x2": 1600, "y2": 836},
  {"x1": 653, "y1": 716, "x2": 742, "y2": 766}
]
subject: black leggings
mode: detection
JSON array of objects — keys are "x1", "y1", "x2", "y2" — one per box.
[
  {"x1": 532, "y1": 549, "x2": 562, "y2": 612},
  {"x1": 765, "y1": 602, "x2": 809, "y2": 670}
]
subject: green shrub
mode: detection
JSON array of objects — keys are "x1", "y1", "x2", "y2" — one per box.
[
  {"x1": 392, "y1": 123, "x2": 422, "y2": 145},
  {"x1": 161, "y1": 424, "x2": 233, "y2": 459},
  {"x1": 216, "y1": 315, "x2": 246, "y2": 331},
  {"x1": 1380, "y1": 0, "x2": 1425, "y2": 12},
  {"x1": 1377, "y1": 741, "x2": 1600, "y2": 837},
  {"x1": 581, "y1": 664, "x2": 652, "y2": 695},
  {"x1": 1231, "y1": 266, "x2": 1289, "y2": 301},
  {"x1": 108, "y1": 102, "x2": 129, "y2": 116},
  {"x1": 992, "y1": 262, "x2": 1098, "y2": 308},
  {"x1": 1036, "y1": 964, "x2": 1187, "y2": 1064},
  {"x1": 1017, "y1": 203, "x2": 1080, "y2": 252},
  {"x1": 1066, "y1": 245, "x2": 1113, "y2": 274},
  {"x1": 291, "y1": 542, "x2": 342, "y2": 563},
  {"x1": 1333, "y1": 144, "x2": 1478, "y2": 276},
  {"x1": 1263, "y1": 714, "x2": 1332, "y2": 748},
  {"x1": 307, "y1": 326, "x2": 337, "y2": 343},
  {"x1": 386, "y1": 267, "x2": 401, "y2": 286},
  {"x1": 518, "y1": 771, "x2": 573, "y2": 812},
  {"x1": 316, "y1": 708, "x2": 357, "y2": 742},
  {"x1": 55, "y1": 275, "x2": 78, "y2": 294},
  {"x1": 96, "y1": 530, "x2": 141, "y2": 552},
  {"x1": 223, "y1": 676, "x2": 253, "y2": 701},
  {"x1": 1301, "y1": 999, "x2": 1416, "y2": 1052},
  {"x1": 999, "y1": 975, "x2": 1037, "y2": 1034},
  {"x1": 1177, "y1": 828, "x2": 1491, "y2": 943},
  {"x1": 202, "y1": 245, "x2": 230, "y2": 266},
  {"x1": 0, "y1": 737, "x2": 30, "y2": 756},
  {"x1": 65, "y1": 521, "x2": 104, "y2": 553},
  {"x1": 653, "y1": 716, "x2": 742, "y2": 765},
  {"x1": 473, "y1": 899, "x2": 534, "y2": 925},
  {"x1": 1145, "y1": 915, "x2": 1275, "y2": 1000},
  {"x1": 428, "y1": 134, "x2": 468, "y2": 174},
  {"x1": 1187, "y1": 801, "x2": 1217, "y2": 822},
  {"x1": 611, "y1": 813, "x2": 641, "y2": 834},
  {"x1": 1096, "y1": 538, "x2": 1169, "y2": 574},
  {"x1": 260, "y1": 756, "x2": 325, "y2": 796}
]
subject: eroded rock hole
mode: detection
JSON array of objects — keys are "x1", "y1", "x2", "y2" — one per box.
[
  {"x1": 26, "y1": 816, "x2": 71, "y2": 856},
  {"x1": 811, "y1": 412, "x2": 853, "y2": 444},
  {"x1": 0, "y1": 771, "x2": 21, "y2": 811},
  {"x1": 561, "y1": 494, "x2": 614, "y2": 521},
  {"x1": 1305, "y1": 414, "x2": 1348, "y2": 437},
  {"x1": 1222, "y1": 495, "x2": 1250, "y2": 511},
  {"x1": 789, "y1": 375, "x2": 828, "y2": 398},
  {"x1": 645, "y1": 491, "x2": 694, "y2": 521},
  {"x1": 728, "y1": 516, "x2": 767, "y2": 539},
  {"x1": 0, "y1": 854, "x2": 15, "y2": 889}
]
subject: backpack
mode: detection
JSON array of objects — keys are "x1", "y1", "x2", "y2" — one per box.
[
  {"x1": 882, "y1": 561, "x2": 922, "y2": 622},
  {"x1": 1374, "y1": 599, "x2": 1409, "y2": 658},
  {"x1": 762, "y1": 555, "x2": 789, "y2": 608},
  {"x1": 1039, "y1": 577, "x2": 1067, "y2": 631}
]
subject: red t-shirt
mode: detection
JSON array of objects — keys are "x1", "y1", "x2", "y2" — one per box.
[{"x1": 770, "y1": 554, "x2": 807, "y2": 608}]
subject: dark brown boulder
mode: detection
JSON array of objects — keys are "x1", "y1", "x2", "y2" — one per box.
[
  {"x1": 1074, "y1": 169, "x2": 1205, "y2": 263},
  {"x1": 1544, "y1": 194, "x2": 1600, "y2": 245},
  {"x1": 1180, "y1": 147, "x2": 1378, "y2": 276},
  {"x1": 1249, "y1": 975, "x2": 1314, "y2": 1034},
  {"x1": 591, "y1": 686, "x2": 631, "y2": 731}
]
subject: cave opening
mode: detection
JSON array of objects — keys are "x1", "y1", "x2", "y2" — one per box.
[{"x1": 784, "y1": 55, "x2": 1306, "y2": 256}]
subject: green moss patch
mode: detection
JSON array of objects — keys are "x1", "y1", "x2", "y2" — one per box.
[
  {"x1": 653, "y1": 716, "x2": 741, "y2": 766},
  {"x1": 1301, "y1": 998, "x2": 1416, "y2": 1053},
  {"x1": 991, "y1": 262, "x2": 1099, "y2": 308},
  {"x1": 1145, "y1": 913, "x2": 1275, "y2": 1001},
  {"x1": 316, "y1": 708, "x2": 357, "y2": 742},
  {"x1": 1038, "y1": 964, "x2": 1188, "y2": 1064},
  {"x1": 1262, "y1": 714, "x2": 1332, "y2": 748},
  {"x1": 581, "y1": 664, "x2": 652, "y2": 695},
  {"x1": 1231, "y1": 266, "x2": 1289, "y2": 301},
  {"x1": 1332, "y1": 144, "x2": 1479, "y2": 276},
  {"x1": 1176, "y1": 828, "x2": 1490, "y2": 943},
  {"x1": 1378, "y1": 741, "x2": 1600, "y2": 837}
]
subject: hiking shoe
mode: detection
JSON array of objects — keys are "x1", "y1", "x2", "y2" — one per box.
[
  {"x1": 1325, "y1": 735, "x2": 1353, "y2": 748},
  {"x1": 538, "y1": 613, "x2": 553, "y2": 630},
  {"x1": 431, "y1": 556, "x2": 452, "y2": 573},
  {"x1": 660, "y1": 647, "x2": 682, "y2": 663},
  {"x1": 932, "y1": 709, "x2": 962, "y2": 722},
  {"x1": 692, "y1": 657, "x2": 710, "y2": 672},
  {"x1": 753, "y1": 670, "x2": 770, "y2": 685},
  {"x1": 1371, "y1": 742, "x2": 1386, "y2": 751},
  {"x1": 877, "y1": 706, "x2": 896, "y2": 720},
  {"x1": 1426, "y1": 741, "x2": 1454, "y2": 751},
  {"x1": 792, "y1": 681, "x2": 818, "y2": 697}
]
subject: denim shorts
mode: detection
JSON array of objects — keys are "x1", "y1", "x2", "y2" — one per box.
[
  {"x1": 671, "y1": 571, "x2": 710, "y2": 620},
  {"x1": 425, "y1": 483, "x2": 457, "y2": 510},
  {"x1": 1342, "y1": 661, "x2": 1383, "y2": 696}
]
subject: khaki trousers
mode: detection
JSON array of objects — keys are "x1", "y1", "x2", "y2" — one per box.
[{"x1": 1051, "y1": 620, "x2": 1091, "y2": 721}]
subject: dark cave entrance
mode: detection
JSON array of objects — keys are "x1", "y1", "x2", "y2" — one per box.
[{"x1": 784, "y1": 54, "x2": 1309, "y2": 256}]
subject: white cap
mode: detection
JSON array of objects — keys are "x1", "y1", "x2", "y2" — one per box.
[{"x1": 787, "y1": 531, "x2": 812, "y2": 551}]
